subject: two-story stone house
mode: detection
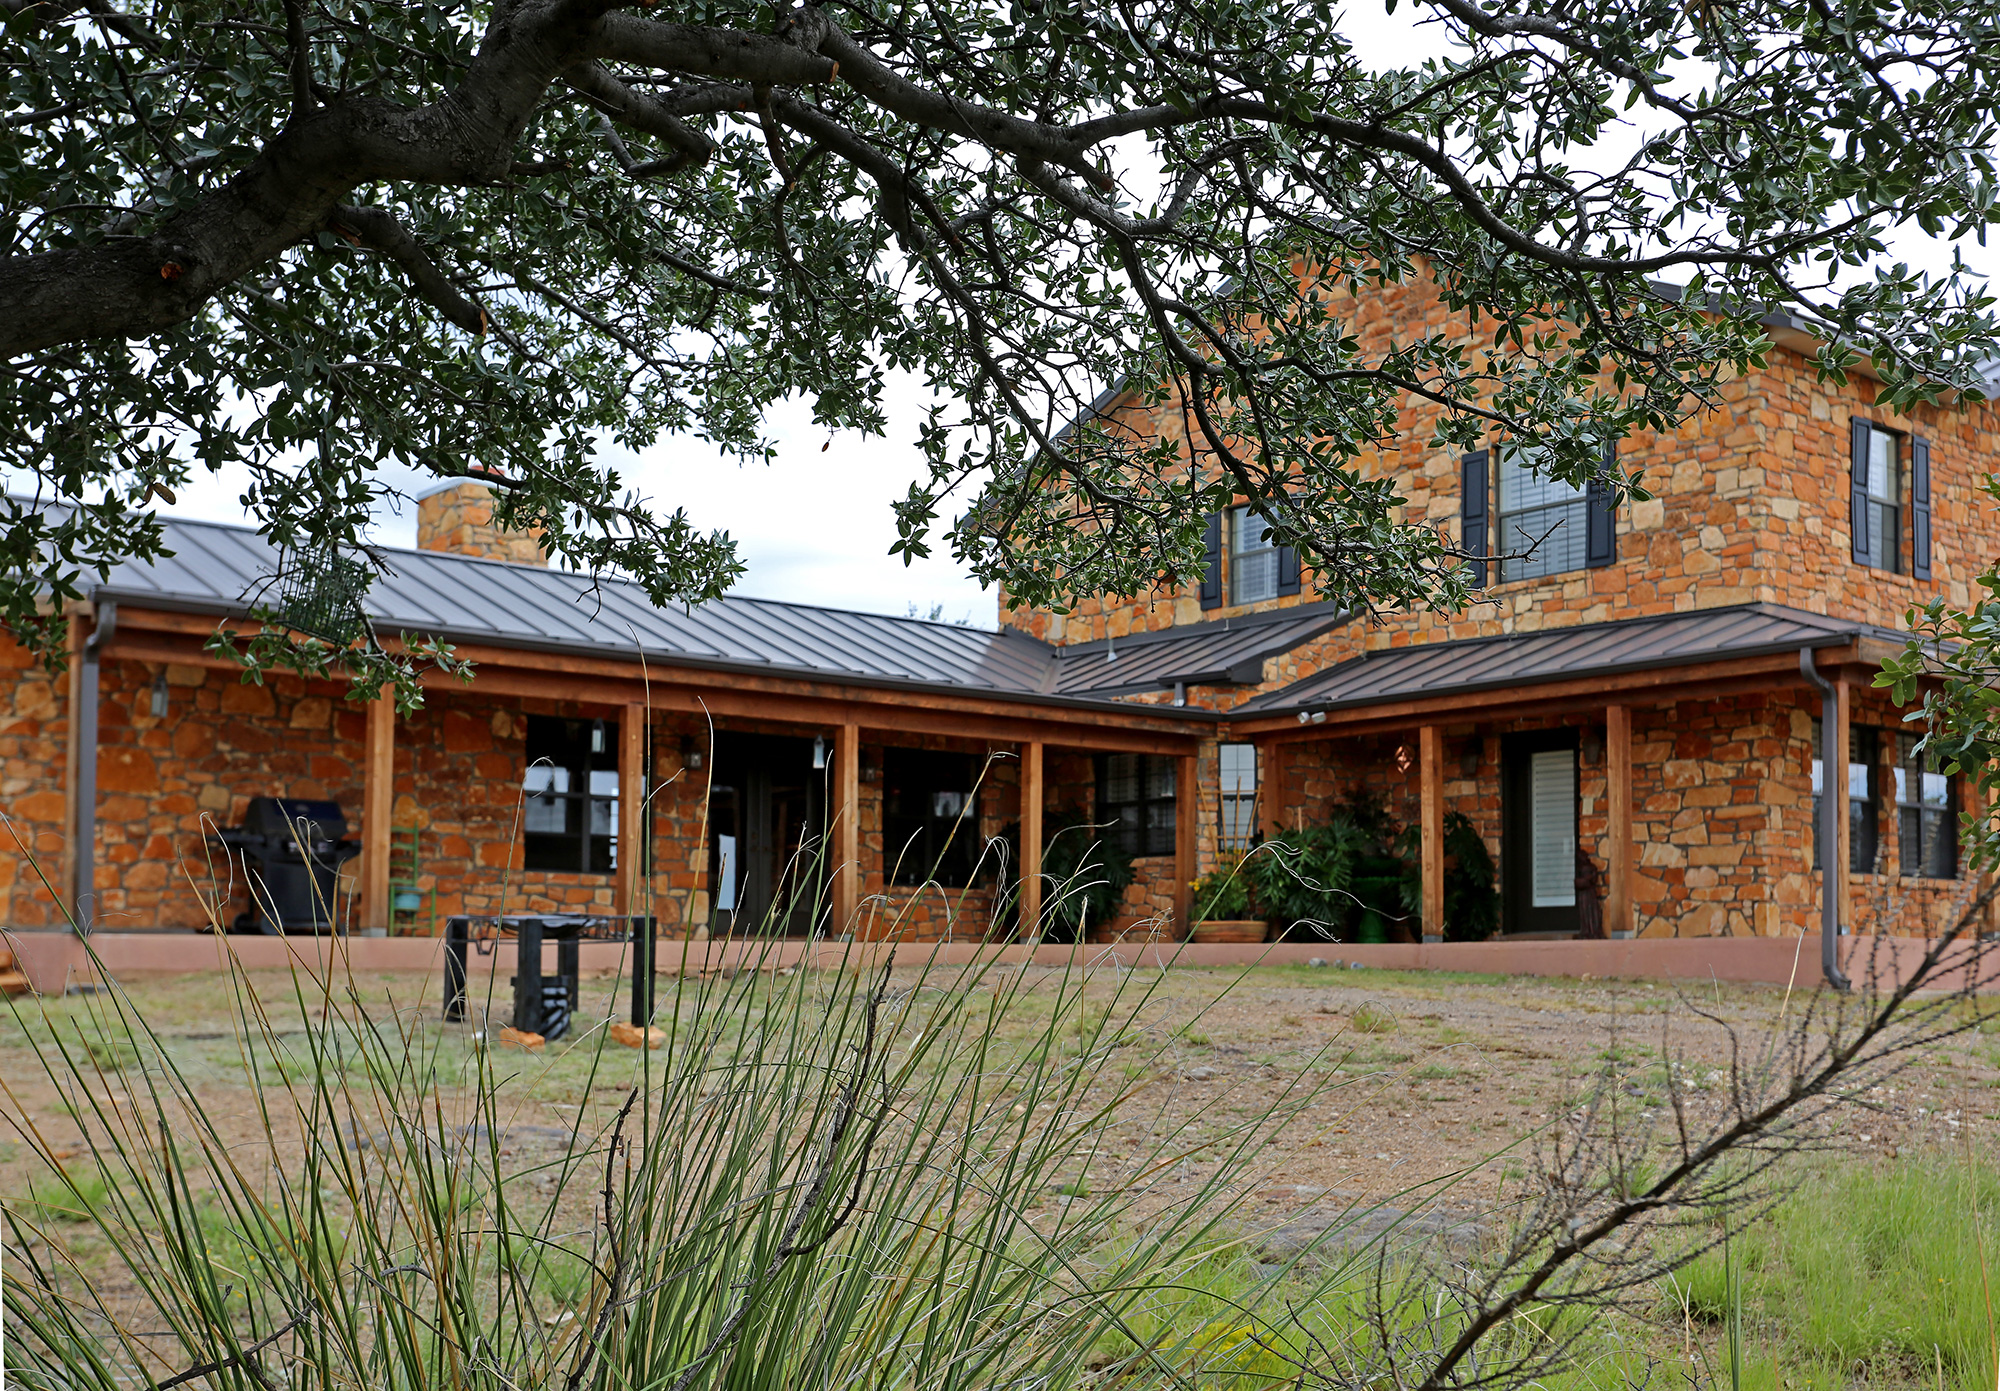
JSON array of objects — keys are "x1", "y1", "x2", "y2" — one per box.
[{"x1": 0, "y1": 274, "x2": 1988, "y2": 948}]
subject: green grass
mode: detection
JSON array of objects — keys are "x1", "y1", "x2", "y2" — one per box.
[
  {"x1": 1348, "y1": 1003, "x2": 1396, "y2": 1034},
  {"x1": 1670, "y1": 1149, "x2": 2000, "y2": 1391}
]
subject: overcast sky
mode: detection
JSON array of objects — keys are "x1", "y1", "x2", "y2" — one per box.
[{"x1": 123, "y1": 5, "x2": 1995, "y2": 628}]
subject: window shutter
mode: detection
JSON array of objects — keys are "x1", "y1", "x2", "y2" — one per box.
[
  {"x1": 1276, "y1": 494, "x2": 1302, "y2": 595},
  {"x1": 1850, "y1": 419, "x2": 1872, "y2": 565},
  {"x1": 1461, "y1": 450, "x2": 1489, "y2": 588},
  {"x1": 1199, "y1": 511, "x2": 1223, "y2": 609},
  {"x1": 1585, "y1": 441, "x2": 1618, "y2": 568},
  {"x1": 1911, "y1": 435, "x2": 1932, "y2": 580}
]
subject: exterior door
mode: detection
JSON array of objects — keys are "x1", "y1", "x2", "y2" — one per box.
[
  {"x1": 709, "y1": 733, "x2": 827, "y2": 936},
  {"x1": 1502, "y1": 730, "x2": 1579, "y2": 935}
]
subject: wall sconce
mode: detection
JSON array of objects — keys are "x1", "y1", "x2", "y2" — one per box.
[
  {"x1": 680, "y1": 735, "x2": 704, "y2": 771},
  {"x1": 861, "y1": 749, "x2": 883, "y2": 783},
  {"x1": 1459, "y1": 746, "x2": 1480, "y2": 778},
  {"x1": 590, "y1": 718, "x2": 606, "y2": 754},
  {"x1": 1394, "y1": 744, "x2": 1413, "y2": 773},
  {"x1": 1581, "y1": 729, "x2": 1605, "y2": 766},
  {"x1": 812, "y1": 735, "x2": 827, "y2": 770},
  {"x1": 149, "y1": 671, "x2": 169, "y2": 718}
]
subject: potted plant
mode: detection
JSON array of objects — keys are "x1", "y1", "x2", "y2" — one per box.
[{"x1": 1188, "y1": 858, "x2": 1266, "y2": 943}]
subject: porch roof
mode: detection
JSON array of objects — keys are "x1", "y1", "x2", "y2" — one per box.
[
  {"x1": 1235, "y1": 602, "x2": 1899, "y2": 715},
  {"x1": 1053, "y1": 602, "x2": 1348, "y2": 696},
  {"x1": 85, "y1": 513, "x2": 1083, "y2": 701}
]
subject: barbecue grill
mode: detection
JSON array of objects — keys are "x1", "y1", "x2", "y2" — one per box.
[{"x1": 210, "y1": 796, "x2": 360, "y2": 933}]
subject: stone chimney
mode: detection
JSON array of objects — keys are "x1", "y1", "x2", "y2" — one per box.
[{"x1": 415, "y1": 480, "x2": 546, "y2": 565}]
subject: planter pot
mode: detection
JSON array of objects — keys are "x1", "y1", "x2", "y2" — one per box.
[{"x1": 1191, "y1": 920, "x2": 1268, "y2": 944}]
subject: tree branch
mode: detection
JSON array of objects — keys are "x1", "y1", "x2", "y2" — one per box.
[{"x1": 330, "y1": 204, "x2": 486, "y2": 335}]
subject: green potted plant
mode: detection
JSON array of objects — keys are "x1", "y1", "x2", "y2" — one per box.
[{"x1": 1188, "y1": 856, "x2": 1265, "y2": 943}]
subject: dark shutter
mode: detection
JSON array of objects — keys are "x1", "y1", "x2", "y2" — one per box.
[
  {"x1": 1911, "y1": 435, "x2": 1932, "y2": 580},
  {"x1": 1851, "y1": 418, "x2": 1872, "y2": 565},
  {"x1": 1276, "y1": 494, "x2": 1301, "y2": 595},
  {"x1": 1199, "y1": 510, "x2": 1223, "y2": 609},
  {"x1": 1461, "y1": 450, "x2": 1489, "y2": 588},
  {"x1": 1585, "y1": 440, "x2": 1618, "y2": 568}
]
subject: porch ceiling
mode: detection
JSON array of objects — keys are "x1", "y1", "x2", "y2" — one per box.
[{"x1": 1235, "y1": 602, "x2": 1901, "y2": 716}]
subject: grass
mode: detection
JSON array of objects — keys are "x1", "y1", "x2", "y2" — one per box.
[
  {"x1": 1669, "y1": 1149, "x2": 2000, "y2": 1391},
  {"x1": 1348, "y1": 1003, "x2": 1396, "y2": 1034}
]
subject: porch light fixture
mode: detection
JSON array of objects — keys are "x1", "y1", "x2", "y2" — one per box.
[
  {"x1": 149, "y1": 671, "x2": 169, "y2": 717},
  {"x1": 590, "y1": 719, "x2": 606, "y2": 754},
  {"x1": 680, "y1": 735, "x2": 703, "y2": 771},
  {"x1": 1295, "y1": 709, "x2": 1327, "y2": 725},
  {"x1": 812, "y1": 735, "x2": 827, "y2": 770}
]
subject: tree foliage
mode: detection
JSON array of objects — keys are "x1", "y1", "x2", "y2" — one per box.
[{"x1": 6, "y1": 0, "x2": 2000, "y2": 687}]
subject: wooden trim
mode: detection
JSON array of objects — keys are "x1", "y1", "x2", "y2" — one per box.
[
  {"x1": 360, "y1": 694, "x2": 394, "y2": 932},
  {"x1": 1259, "y1": 741, "x2": 1286, "y2": 840},
  {"x1": 1176, "y1": 753, "x2": 1198, "y2": 936},
  {"x1": 1606, "y1": 703, "x2": 1632, "y2": 936},
  {"x1": 617, "y1": 704, "x2": 646, "y2": 917},
  {"x1": 1419, "y1": 725, "x2": 1442, "y2": 939},
  {"x1": 1021, "y1": 741, "x2": 1044, "y2": 938},
  {"x1": 834, "y1": 721, "x2": 860, "y2": 931}
]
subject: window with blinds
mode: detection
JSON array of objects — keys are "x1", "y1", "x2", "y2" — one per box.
[
  {"x1": 1528, "y1": 749, "x2": 1576, "y2": 907},
  {"x1": 1497, "y1": 445, "x2": 1589, "y2": 581},
  {"x1": 1231, "y1": 506, "x2": 1278, "y2": 604},
  {"x1": 1895, "y1": 732, "x2": 1957, "y2": 879},
  {"x1": 1219, "y1": 743, "x2": 1257, "y2": 852}
]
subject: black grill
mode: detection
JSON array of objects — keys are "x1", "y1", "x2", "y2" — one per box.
[{"x1": 210, "y1": 797, "x2": 359, "y2": 934}]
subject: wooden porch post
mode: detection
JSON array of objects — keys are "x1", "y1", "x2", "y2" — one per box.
[
  {"x1": 617, "y1": 704, "x2": 646, "y2": 917},
  {"x1": 60, "y1": 607, "x2": 85, "y2": 920},
  {"x1": 834, "y1": 720, "x2": 860, "y2": 931},
  {"x1": 1606, "y1": 703, "x2": 1632, "y2": 936},
  {"x1": 1259, "y1": 742, "x2": 1286, "y2": 840},
  {"x1": 1176, "y1": 751, "x2": 1198, "y2": 937},
  {"x1": 359, "y1": 691, "x2": 394, "y2": 932},
  {"x1": 1834, "y1": 677, "x2": 1852, "y2": 931},
  {"x1": 1419, "y1": 725, "x2": 1443, "y2": 940},
  {"x1": 1020, "y1": 740, "x2": 1043, "y2": 938}
]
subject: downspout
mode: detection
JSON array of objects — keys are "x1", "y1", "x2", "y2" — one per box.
[
  {"x1": 74, "y1": 600, "x2": 115, "y2": 935},
  {"x1": 1799, "y1": 645, "x2": 1851, "y2": 991}
]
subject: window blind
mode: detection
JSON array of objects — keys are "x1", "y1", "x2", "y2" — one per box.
[{"x1": 1529, "y1": 749, "x2": 1576, "y2": 907}]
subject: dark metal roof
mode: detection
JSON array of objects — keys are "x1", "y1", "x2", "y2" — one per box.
[
  {"x1": 1237, "y1": 603, "x2": 1887, "y2": 714},
  {"x1": 1054, "y1": 603, "x2": 1349, "y2": 696},
  {"x1": 87, "y1": 513, "x2": 1075, "y2": 699}
]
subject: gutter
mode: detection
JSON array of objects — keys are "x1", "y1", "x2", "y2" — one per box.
[{"x1": 1798, "y1": 646, "x2": 1852, "y2": 991}]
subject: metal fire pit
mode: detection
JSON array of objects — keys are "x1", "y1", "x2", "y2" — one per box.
[
  {"x1": 209, "y1": 796, "x2": 360, "y2": 934},
  {"x1": 442, "y1": 915, "x2": 657, "y2": 1041}
]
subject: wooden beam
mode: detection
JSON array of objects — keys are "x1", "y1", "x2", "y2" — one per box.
[
  {"x1": 1419, "y1": 725, "x2": 1443, "y2": 941},
  {"x1": 1835, "y1": 677, "x2": 1852, "y2": 931},
  {"x1": 617, "y1": 704, "x2": 646, "y2": 918},
  {"x1": 60, "y1": 608, "x2": 85, "y2": 919},
  {"x1": 1606, "y1": 703, "x2": 1632, "y2": 937},
  {"x1": 1176, "y1": 751, "x2": 1198, "y2": 938},
  {"x1": 1259, "y1": 741, "x2": 1286, "y2": 841},
  {"x1": 1021, "y1": 740, "x2": 1044, "y2": 939},
  {"x1": 834, "y1": 720, "x2": 860, "y2": 933},
  {"x1": 359, "y1": 692, "x2": 394, "y2": 933}
]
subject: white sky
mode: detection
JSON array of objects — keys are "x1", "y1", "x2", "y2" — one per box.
[{"x1": 117, "y1": 5, "x2": 1998, "y2": 627}]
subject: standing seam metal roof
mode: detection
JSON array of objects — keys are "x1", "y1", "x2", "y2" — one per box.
[{"x1": 1236, "y1": 603, "x2": 1888, "y2": 714}]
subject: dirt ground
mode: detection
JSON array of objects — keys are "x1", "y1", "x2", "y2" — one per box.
[{"x1": 4, "y1": 958, "x2": 1994, "y2": 1217}]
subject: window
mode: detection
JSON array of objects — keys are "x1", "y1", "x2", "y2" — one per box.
[
  {"x1": 1098, "y1": 753, "x2": 1177, "y2": 857},
  {"x1": 1858, "y1": 424, "x2": 1902, "y2": 573},
  {"x1": 1811, "y1": 721, "x2": 1878, "y2": 873},
  {"x1": 883, "y1": 748, "x2": 980, "y2": 888},
  {"x1": 1496, "y1": 444, "x2": 1589, "y2": 581},
  {"x1": 1231, "y1": 505, "x2": 1278, "y2": 605},
  {"x1": 522, "y1": 716, "x2": 619, "y2": 873},
  {"x1": 1527, "y1": 749, "x2": 1576, "y2": 907},
  {"x1": 1896, "y1": 733, "x2": 1958, "y2": 879},
  {"x1": 1219, "y1": 744, "x2": 1258, "y2": 852}
]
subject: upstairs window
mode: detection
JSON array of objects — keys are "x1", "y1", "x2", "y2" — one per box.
[
  {"x1": 1098, "y1": 753, "x2": 1177, "y2": 857},
  {"x1": 1219, "y1": 743, "x2": 1258, "y2": 852},
  {"x1": 523, "y1": 716, "x2": 619, "y2": 873},
  {"x1": 1231, "y1": 506, "x2": 1278, "y2": 604},
  {"x1": 1895, "y1": 733, "x2": 1958, "y2": 879},
  {"x1": 1811, "y1": 720, "x2": 1878, "y2": 873},
  {"x1": 1854, "y1": 423, "x2": 1902, "y2": 573},
  {"x1": 883, "y1": 748, "x2": 980, "y2": 888}
]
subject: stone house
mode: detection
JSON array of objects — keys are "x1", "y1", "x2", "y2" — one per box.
[{"x1": 0, "y1": 274, "x2": 1990, "y2": 945}]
